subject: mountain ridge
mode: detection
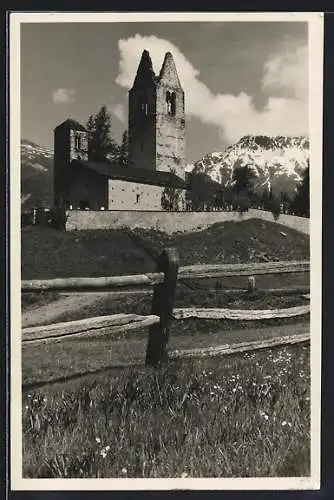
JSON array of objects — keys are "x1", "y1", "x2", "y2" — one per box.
[{"x1": 190, "y1": 134, "x2": 309, "y2": 197}]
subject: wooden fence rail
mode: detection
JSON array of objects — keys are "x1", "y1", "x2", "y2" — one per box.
[
  {"x1": 22, "y1": 314, "x2": 160, "y2": 345},
  {"x1": 178, "y1": 260, "x2": 309, "y2": 279},
  {"x1": 21, "y1": 248, "x2": 310, "y2": 367},
  {"x1": 21, "y1": 273, "x2": 164, "y2": 292},
  {"x1": 22, "y1": 260, "x2": 309, "y2": 292}
]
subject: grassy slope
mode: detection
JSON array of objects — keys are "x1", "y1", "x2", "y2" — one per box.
[
  {"x1": 21, "y1": 227, "x2": 156, "y2": 280},
  {"x1": 23, "y1": 343, "x2": 310, "y2": 478},
  {"x1": 132, "y1": 218, "x2": 309, "y2": 265},
  {"x1": 22, "y1": 219, "x2": 309, "y2": 280}
]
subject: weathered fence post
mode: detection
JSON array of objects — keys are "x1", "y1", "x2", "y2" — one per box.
[
  {"x1": 248, "y1": 276, "x2": 256, "y2": 292},
  {"x1": 145, "y1": 247, "x2": 179, "y2": 367}
]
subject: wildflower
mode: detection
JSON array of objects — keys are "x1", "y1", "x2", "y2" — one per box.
[
  {"x1": 232, "y1": 388, "x2": 237, "y2": 393},
  {"x1": 121, "y1": 467, "x2": 127, "y2": 475},
  {"x1": 100, "y1": 445, "x2": 110, "y2": 459},
  {"x1": 25, "y1": 405, "x2": 29, "y2": 410},
  {"x1": 281, "y1": 421, "x2": 287, "y2": 427},
  {"x1": 259, "y1": 410, "x2": 269, "y2": 420},
  {"x1": 181, "y1": 472, "x2": 188, "y2": 478},
  {"x1": 95, "y1": 437, "x2": 101, "y2": 443}
]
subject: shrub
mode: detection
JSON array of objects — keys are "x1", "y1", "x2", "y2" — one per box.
[{"x1": 267, "y1": 197, "x2": 281, "y2": 221}]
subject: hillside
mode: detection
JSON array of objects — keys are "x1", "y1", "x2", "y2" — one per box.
[
  {"x1": 21, "y1": 139, "x2": 53, "y2": 208},
  {"x1": 21, "y1": 227, "x2": 156, "y2": 280},
  {"x1": 190, "y1": 135, "x2": 309, "y2": 197},
  {"x1": 132, "y1": 218, "x2": 309, "y2": 266},
  {"x1": 22, "y1": 220, "x2": 309, "y2": 280}
]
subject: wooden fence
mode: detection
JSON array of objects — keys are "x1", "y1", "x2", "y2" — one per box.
[{"x1": 21, "y1": 248, "x2": 310, "y2": 367}]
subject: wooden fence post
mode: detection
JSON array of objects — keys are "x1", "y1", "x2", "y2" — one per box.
[
  {"x1": 248, "y1": 276, "x2": 256, "y2": 292},
  {"x1": 145, "y1": 247, "x2": 179, "y2": 367}
]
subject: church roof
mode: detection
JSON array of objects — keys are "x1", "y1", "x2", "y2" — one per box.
[
  {"x1": 131, "y1": 49, "x2": 157, "y2": 89},
  {"x1": 130, "y1": 49, "x2": 183, "y2": 91},
  {"x1": 72, "y1": 159, "x2": 187, "y2": 189},
  {"x1": 55, "y1": 119, "x2": 87, "y2": 132},
  {"x1": 158, "y1": 51, "x2": 182, "y2": 89}
]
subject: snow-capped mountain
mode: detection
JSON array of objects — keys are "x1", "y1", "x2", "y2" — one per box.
[
  {"x1": 191, "y1": 135, "x2": 309, "y2": 196},
  {"x1": 21, "y1": 139, "x2": 54, "y2": 208}
]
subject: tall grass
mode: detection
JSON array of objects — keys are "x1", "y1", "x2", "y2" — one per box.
[{"x1": 23, "y1": 343, "x2": 310, "y2": 478}]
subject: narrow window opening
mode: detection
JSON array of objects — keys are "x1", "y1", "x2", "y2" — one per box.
[
  {"x1": 140, "y1": 102, "x2": 148, "y2": 116},
  {"x1": 75, "y1": 135, "x2": 81, "y2": 150},
  {"x1": 166, "y1": 91, "x2": 176, "y2": 116},
  {"x1": 136, "y1": 194, "x2": 140, "y2": 203}
]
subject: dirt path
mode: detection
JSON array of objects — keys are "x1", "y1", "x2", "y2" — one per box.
[{"x1": 21, "y1": 294, "x2": 103, "y2": 328}]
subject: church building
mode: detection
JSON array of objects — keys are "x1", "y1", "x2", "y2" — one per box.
[{"x1": 53, "y1": 50, "x2": 187, "y2": 211}]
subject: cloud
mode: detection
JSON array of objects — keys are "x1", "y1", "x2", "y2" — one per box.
[
  {"x1": 115, "y1": 34, "x2": 308, "y2": 143},
  {"x1": 52, "y1": 88, "x2": 75, "y2": 104},
  {"x1": 111, "y1": 103, "x2": 126, "y2": 122}
]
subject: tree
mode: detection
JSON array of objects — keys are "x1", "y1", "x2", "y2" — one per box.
[
  {"x1": 232, "y1": 163, "x2": 255, "y2": 197},
  {"x1": 267, "y1": 195, "x2": 281, "y2": 220},
  {"x1": 260, "y1": 187, "x2": 270, "y2": 210},
  {"x1": 161, "y1": 168, "x2": 183, "y2": 211},
  {"x1": 280, "y1": 191, "x2": 291, "y2": 214},
  {"x1": 237, "y1": 190, "x2": 250, "y2": 214},
  {"x1": 86, "y1": 114, "x2": 96, "y2": 160},
  {"x1": 119, "y1": 130, "x2": 129, "y2": 166},
  {"x1": 186, "y1": 171, "x2": 215, "y2": 211},
  {"x1": 292, "y1": 163, "x2": 309, "y2": 217},
  {"x1": 86, "y1": 106, "x2": 118, "y2": 162}
]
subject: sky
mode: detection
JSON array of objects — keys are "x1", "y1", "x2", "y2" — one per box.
[{"x1": 20, "y1": 21, "x2": 308, "y2": 163}]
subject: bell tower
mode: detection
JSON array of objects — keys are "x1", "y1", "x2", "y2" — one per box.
[
  {"x1": 53, "y1": 119, "x2": 89, "y2": 207},
  {"x1": 128, "y1": 50, "x2": 157, "y2": 172},
  {"x1": 128, "y1": 50, "x2": 185, "y2": 180},
  {"x1": 155, "y1": 51, "x2": 185, "y2": 180}
]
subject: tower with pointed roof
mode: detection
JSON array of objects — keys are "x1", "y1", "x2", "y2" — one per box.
[{"x1": 128, "y1": 50, "x2": 186, "y2": 180}]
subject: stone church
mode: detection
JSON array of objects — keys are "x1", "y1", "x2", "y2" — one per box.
[{"x1": 53, "y1": 50, "x2": 187, "y2": 211}]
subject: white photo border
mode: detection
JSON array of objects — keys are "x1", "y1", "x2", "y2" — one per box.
[{"x1": 10, "y1": 11, "x2": 324, "y2": 491}]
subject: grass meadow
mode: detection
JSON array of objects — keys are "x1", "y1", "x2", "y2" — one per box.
[{"x1": 22, "y1": 342, "x2": 310, "y2": 478}]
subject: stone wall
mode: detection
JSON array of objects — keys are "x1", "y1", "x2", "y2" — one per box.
[{"x1": 66, "y1": 209, "x2": 309, "y2": 235}]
